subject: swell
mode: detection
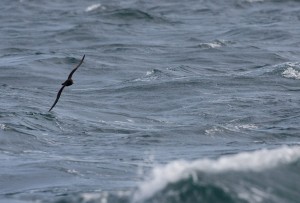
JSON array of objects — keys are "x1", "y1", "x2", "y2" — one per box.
[
  {"x1": 49, "y1": 146, "x2": 300, "y2": 203},
  {"x1": 134, "y1": 146, "x2": 300, "y2": 203},
  {"x1": 86, "y1": 6, "x2": 169, "y2": 24}
]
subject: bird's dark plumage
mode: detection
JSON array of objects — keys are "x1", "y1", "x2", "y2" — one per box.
[
  {"x1": 49, "y1": 55, "x2": 85, "y2": 112},
  {"x1": 49, "y1": 85, "x2": 66, "y2": 112},
  {"x1": 68, "y1": 55, "x2": 85, "y2": 79}
]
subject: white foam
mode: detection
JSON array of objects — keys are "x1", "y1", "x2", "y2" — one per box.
[
  {"x1": 81, "y1": 193, "x2": 103, "y2": 202},
  {"x1": 133, "y1": 146, "x2": 300, "y2": 202},
  {"x1": 0, "y1": 124, "x2": 6, "y2": 130},
  {"x1": 244, "y1": 0, "x2": 264, "y2": 2},
  {"x1": 198, "y1": 40, "x2": 230, "y2": 49},
  {"x1": 85, "y1": 3, "x2": 102, "y2": 12},
  {"x1": 67, "y1": 169, "x2": 80, "y2": 175},
  {"x1": 205, "y1": 123, "x2": 258, "y2": 135},
  {"x1": 146, "y1": 70, "x2": 153, "y2": 76},
  {"x1": 205, "y1": 42, "x2": 222, "y2": 48},
  {"x1": 282, "y1": 67, "x2": 300, "y2": 80},
  {"x1": 199, "y1": 42, "x2": 222, "y2": 49}
]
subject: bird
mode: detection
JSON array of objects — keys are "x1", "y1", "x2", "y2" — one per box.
[{"x1": 49, "y1": 54, "x2": 85, "y2": 112}]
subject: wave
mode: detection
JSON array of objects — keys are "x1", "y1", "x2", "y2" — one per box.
[
  {"x1": 134, "y1": 146, "x2": 300, "y2": 203},
  {"x1": 243, "y1": 0, "x2": 264, "y2": 2},
  {"x1": 51, "y1": 146, "x2": 300, "y2": 203},
  {"x1": 106, "y1": 8, "x2": 155, "y2": 21},
  {"x1": 281, "y1": 63, "x2": 300, "y2": 80},
  {"x1": 132, "y1": 65, "x2": 201, "y2": 83},
  {"x1": 230, "y1": 61, "x2": 300, "y2": 79},
  {"x1": 85, "y1": 4, "x2": 105, "y2": 12},
  {"x1": 88, "y1": 7, "x2": 169, "y2": 24},
  {"x1": 197, "y1": 40, "x2": 234, "y2": 49}
]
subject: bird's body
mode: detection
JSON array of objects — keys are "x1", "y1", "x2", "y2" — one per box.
[
  {"x1": 62, "y1": 79, "x2": 73, "y2": 86},
  {"x1": 49, "y1": 55, "x2": 85, "y2": 112}
]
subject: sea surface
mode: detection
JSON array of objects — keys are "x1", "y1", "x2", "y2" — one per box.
[{"x1": 1, "y1": 0, "x2": 300, "y2": 203}]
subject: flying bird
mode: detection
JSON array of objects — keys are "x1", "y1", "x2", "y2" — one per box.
[{"x1": 49, "y1": 55, "x2": 85, "y2": 112}]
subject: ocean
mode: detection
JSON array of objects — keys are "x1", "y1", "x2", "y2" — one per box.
[{"x1": 1, "y1": 0, "x2": 300, "y2": 203}]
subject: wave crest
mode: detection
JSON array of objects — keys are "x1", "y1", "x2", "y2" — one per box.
[
  {"x1": 282, "y1": 65, "x2": 300, "y2": 80},
  {"x1": 134, "y1": 146, "x2": 300, "y2": 202}
]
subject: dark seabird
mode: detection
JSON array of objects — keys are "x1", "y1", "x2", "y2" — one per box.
[{"x1": 49, "y1": 55, "x2": 85, "y2": 112}]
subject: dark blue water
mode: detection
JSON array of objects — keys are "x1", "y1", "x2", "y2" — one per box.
[{"x1": 1, "y1": 0, "x2": 300, "y2": 203}]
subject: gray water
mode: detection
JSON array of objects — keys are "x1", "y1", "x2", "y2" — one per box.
[{"x1": 1, "y1": 0, "x2": 300, "y2": 203}]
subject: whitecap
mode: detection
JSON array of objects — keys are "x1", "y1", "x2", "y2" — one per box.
[
  {"x1": 133, "y1": 146, "x2": 300, "y2": 202},
  {"x1": 244, "y1": 0, "x2": 265, "y2": 2},
  {"x1": 198, "y1": 39, "x2": 231, "y2": 49},
  {"x1": 81, "y1": 193, "x2": 103, "y2": 202},
  {"x1": 203, "y1": 43, "x2": 222, "y2": 48},
  {"x1": 85, "y1": 3, "x2": 102, "y2": 12},
  {"x1": 205, "y1": 123, "x2": 257, "y2": 135},
  {"x1": 225, "y1": 123, "x2": 258, "y2": 132},
  {"x1": 198, "y1": 42, "x2": 222, "y2": 49},
  {"x1": 205, "y1": 126, "x2": 222, "y2": 135},
  {"x1": 282, "y1": 67, "x2": 300, "y2": 80},
  {"x1": 0, "y1": 124, "x2": 6, "y2": 130}
]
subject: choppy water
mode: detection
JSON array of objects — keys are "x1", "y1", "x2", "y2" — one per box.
[{"x1": 1, "y1": 0, "x2": 300, "y2": 203}]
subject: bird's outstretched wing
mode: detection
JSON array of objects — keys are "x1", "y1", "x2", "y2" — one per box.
[
  {"x1": 49, "y1": 85, "x2": 66, "y2": 112},
  {"x1": 68, "y1": 55, "x2": 85, "y2": 79}
]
